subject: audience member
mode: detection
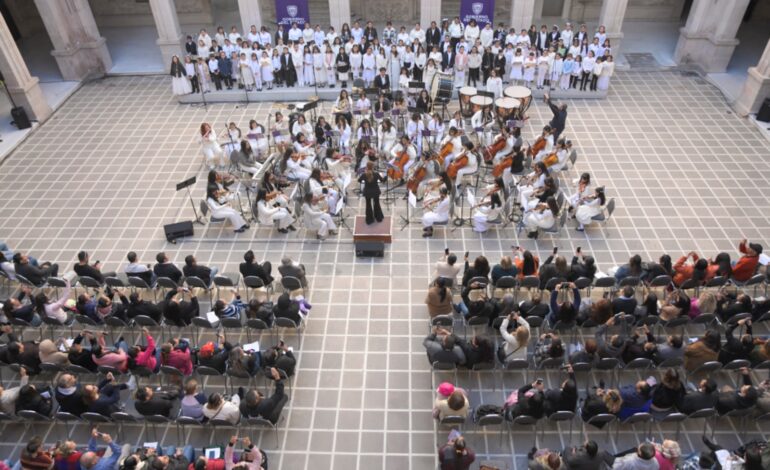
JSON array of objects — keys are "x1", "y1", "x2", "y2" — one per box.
[
  {"x1": 424, "y1": 327, "x2": 466, "y2": 366},
  {"x1": 278, "y1": 257, "x2": 307, "y2": 287},
  {"x1": 183, "y1": 255, "x2": 218, "y2": 287},
  {"x1": 154, "y1": 252, "x2": 183, "y2": 284},
  {"x1": 425, "y1": 277, "x2": 453, "y2": 318},
  {"x1": 239, "y1": 250, "x2": 274, "y2": 286}
]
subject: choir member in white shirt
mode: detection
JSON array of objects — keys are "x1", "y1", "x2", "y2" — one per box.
[
  {"x1": 335, "y1": 115, "x2": 352, "y2": 153},
  {"x1": 486, "y1": 69, "x2": 503, "y2": 98},
  {"x1": 228, "y1": 26, "x2": 241, "y2": 44},
  {"x1": 312, "y1": 45, "x2": 326, "y2": 86},
  {"x1": 349, "y1": 45, "x2": 363, "y2": 80},
  {"x1": 302, "y1": 193, "x2": 337, "y2": 240},
  {"x1": 184, "y1": 56, "x2": 198, "y2": 93},
  {"x1": 464, "y1": 20, "x2": 480, "y2": 44},
  {"x1": 598, "y1": 55, "x2": 613, "y2": 90},
  {"x1": 198, "y1": 29, "x2": 212, "y2": 49},
  {"x1": 246, "y1": 25, "x2": 260, "y2": 44},
  {"x1": 422, "y1": 187, "x2": 451, "y2": 237},
  {"x1": 361, "y1": 48, "x2": 376, "y2": 86},
  {"x1": 302, "y1": 24, "x2": 314, "y2": 44},
  {"x1": 406, "y1": 112, "x2": 425, "y2": 154},
  {"x1": 198, "y1": 122, "x2": 225, "y2": 169},
  {"x1": 427, "y1": 113, "x2": 445, "y2": 148},
  {"x1": 256, "y1": 189, "x2": 295, "y2": 233},
  {"x1": 290, "y1": 44, "x2": 304, "y2": 87},
  {"x1": 260, "y1": 27, "x2": 272, "y2": 47},
  {"x1": 214, "y1": 26, "x2": 226, "y2": 46},
  {"x1": 480, "y1": 24, "x2": 495, "y2": 49},
  {"x1": 410, "y1": 24, "x2": 426, "y2": 44},
  {"x1": 288, "y1": 24, "x2": 302, "y2": 43}
]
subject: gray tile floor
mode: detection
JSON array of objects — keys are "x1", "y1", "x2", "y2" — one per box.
[{"x1": 0, "y1": 72, "x2": 769, "y2": 468}]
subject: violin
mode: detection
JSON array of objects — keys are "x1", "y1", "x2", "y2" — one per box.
[
  {"x1": 423, "y1": 194, "x2": 444, "y2": 210},
  {"x1": 482, "y1": 133, "x2": 507, "y2": 163},
  {"x1": 527, "y1": 134, "x2": 546, "y2": 158},
  {"x1": 446, "y1": 150, "x2": 469, "y2": 179},
  {"x1": 388, "y1": 144, "x2": 411, "y2": 180}
]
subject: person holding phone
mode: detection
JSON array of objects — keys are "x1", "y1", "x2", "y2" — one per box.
[{"x1": 504, "y1": 378, "x2": 546, "y2": 421}]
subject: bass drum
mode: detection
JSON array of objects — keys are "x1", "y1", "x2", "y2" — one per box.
[{"x1": 430, "y1": 72, "x2": 454, "y2": 105}]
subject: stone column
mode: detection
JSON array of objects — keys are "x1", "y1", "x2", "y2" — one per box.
[
  {"x1": 238, "y1": 0, "x2": 262, "y2": 38},
  {"x1": 149, "y1": 0, "x2": 184, "y2": 66},
  {"x1": 561, "y1": 0, "x2": 573, "y2": 21},
  {"x1": 734, "y1": 39, "x2": 770, "y2": 116},
  {"x1": 510, "y1": 0, "x2": 536, "y2": 33},
  {"x1": 420, "y1": 0, "x2": 442, "y2": 29},
  {"x1": 674, "y1": 0, "x2": 750, "y2": 73},
  {"x1": 599, "y1": 0, "x2": 628, "y2": 55},
  {"x1": 329, "y1": 0, "x2": 351, "y2": 32},
  {"x1": 33, "y1": 0, "x2": 112, "y2": 80},
  {"x1": 0, "y1": 13, "x2": 51, "y2": 122}
]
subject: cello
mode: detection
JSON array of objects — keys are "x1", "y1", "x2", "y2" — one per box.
[
  {"x1": 526, "y1": 134, "x2": 546, "y2": 158},
  {"x1": 406, "y1": 154, "x2": 433, "y2": 193},
  {"x1": 387, "y1": 146, "x2": 411, "y2": 180},
  {"x1": 482, "y1": 133, "x2": 507, "y2": 163},
  {"x1": 446, "y1": 149, "x2": 469, "y2": 179},
  {"x1": 435, "y1": 141, "x2": 453, "y2": 167},
  {"x1": 492, "y1": 154, "x2": 513, "y2": 178}
]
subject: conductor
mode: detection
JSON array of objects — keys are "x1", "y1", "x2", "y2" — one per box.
[
  {"x1": 358, "y1": 160, "x2": 387, "y2": 225},
  {"x1": 544, "y1": 93, "x2": 567, "y2": 142}
]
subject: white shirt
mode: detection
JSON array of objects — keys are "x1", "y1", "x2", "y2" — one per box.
[
  {"x1": 410, "y1": 28, "x2": 426, "y2": 44},
  {"x1": 448, "y1": 22, "x2": 463, "y2": 39},
  {"x1": 260, "y1": 32, "x2": 272, "y2": 46},
  {"x1": 351, "y1": 27, "x2": 364, "y2": 44},
  {"x1": 480, "y1": 28, "x2": 494, "y2": 48},
  {"x1": 288, "y1": 28, "x2": 302, "y2": 42},
  {"x1": 464, "y1": 25, "x2": 480, "y2": 43}
]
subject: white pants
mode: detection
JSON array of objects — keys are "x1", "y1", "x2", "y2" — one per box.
[
  {"x1": 296, "y1": 67, "x2": 304, "y2": 86},
  {"x1": 270, "y1": 208, "x2": 295, "y2": 229},
  {"x1": 454, "y1": 167, "x2": 476, "y2": 187},
  {"x1": 518, "y1": 186, "x2": 536, "y2": 208},
  {"x1": 524, "y1": 211, "x2": 553, "y2": 232},
  {"x1": 472, "y1": 209, "x2": 491, "y2": 233},
  {"x1": 212, "y1": 207, "x2": 246, "y2": 229},
  {"x1": 202, "y1": 143, "x2": 225, "y2": 168},
  {"x1": 290, "y1": 167, "x2": 312, "y2": 181},
  {"x1": 422, "y1": 211, "x2": 448, "y2": 228},
  {"x1": 310, "y1": 213, "x2": 337, "y2": 237}
]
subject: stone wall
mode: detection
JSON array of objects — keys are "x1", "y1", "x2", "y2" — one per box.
[
  {"x1": 87, "y1": 0, "x2": 214, "y2": 27},
  {"x1": 566, "y1": 0, "x2": 686, "y2": 22}
]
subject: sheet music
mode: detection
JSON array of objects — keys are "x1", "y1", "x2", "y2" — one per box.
[
  {"x1": 408, "y1": 191, "x2": 417, "y2": 209},
  {"x1": 467, "y1": 188, "x2": 477, "y2": 207}
]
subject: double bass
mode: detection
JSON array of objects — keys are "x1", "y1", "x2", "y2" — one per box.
[
  {"x1": 482, "y1": 133, "x2": 507, "y2": 163},
  {"x1": 446, "y1": 149, "x2": 469, "y2": 179}
]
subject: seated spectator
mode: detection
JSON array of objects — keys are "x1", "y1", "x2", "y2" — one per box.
[
  {"x1": 160, "y1": 338, "x2": 193, "y2": 376},
  {"x1": 497, "y1": 313, "x2": 530, "y2": 363},
  {"x1": 38, "y1": 338, "x2": 69, "y2": 367},
  {"x1": 568, "y1": 250, "x2": 597, "y2": 282},
  {"x1": 74, "y1": 251, "x2": 116, "y2": 283},
  {"x1": 0, "y1": 251, "x2": 16, "y2": 280},
  {"x1": 650, "y1": 368, "x2": 685, "y2": 415},
  {"x1": 751, "y1": 337, "x2": 770, "y2": 365},
  {"x1": 278, "y1": 256, "x2": 308, "y2": 287},
  {"x1": 13, "y1": 253, "x2": 58, "y2": 286},
  {"x1": 719, "y1": 318, "x2": 754, "y2": 364},
  {"x1": 716, "y1": 291, "x2": 752, "y2": 322},
  {"x1": 213, "y1": 295, "x2": 245, "y2": 320},
  {"x1": 19, "y1": 436, "x2": 54, "y2": 469},
  {"x1": 91, "y1": 333, "x2": 129, "y2": 373},
  {"x1": 134, "y1": 386, "x2": 177, "y2": 417},
  {"x1": 645, "y1": 254, "x2": 673, "y2": 281},
  {"x1": 197, "y1": 335, "x2": 231, "y2": 374},
  {"x1": 578, "y1": 297, "x2": 612, "y2": 326},
  {"x1": 79, "y1": 429, "x2": 124, "y2": 470},
  {"x1": 688, "y1": 291, "x2": 716, "y2": 319},
  {"x1": 0, "y1": 367, "x2": 28, "y2": 414},
  {"x1": 55, "y1": 373, "x2": 87, "y2": 417},
  {"x1": 533, "y1": 332, "x2": 564, "y2": 367},
  {"x1": 437, "y1": 434, "x2": 475, "y2": 470},
  {"x1": 684, "y1": 329, "x2": 721, "y2": 372},
  {"x1": 659, "y1": 289, "x2": 690, "y2": 321},
  {"x1": 457, "y1": 335, "x2": 494, "y2": 369},
  {"x1": 144, "y1": 443, "x2": 195, "y2": 469},
  {"x1": 612, "y1": 442, "x2": 657, "y2": 470},
  {"x1": 126, "y1": 293, "x2": 163, "y2": 323},
  {"x1": 127, "y1": 328, "x2": 159, "y2": 373},
  {"x1": 620, "y1": 325, "x2": 657, "y2": 364},
  {"x1": 125, "y1": 251, "x2": 154, "y2": 286},
  {"x1": 538, "y1": 254, "x2": 569, "y2": 289},
  {"x1": 611, "y1": 286, "x2": 637, "y2": 315},
  {"x1": 527, "y1": 448, "x2": 564, "y2": 470},
  {"x1": 153, "y1": 252, "x2": 183, "y2": 284},
  {"x1": 715, "y1": 367, "x2": 758, "y2": 414},
  {"x1": 426, "y1": 278, "x2": 453, "y2": 318},
  {"x1": 1, "y1": 285, "x2": 39, "y2": 325},
  {"x1": 596, "y1": 322, "x2": 626, "y2": 360},
  {"x1": 518, "y1": 291, "x2": 550, "y2": 319},
  {"x1": 634, "y1": 293, "x2": 658, "y2": 320},
  {"x1": 33, "y1": 279, "x2": 73, "y2": 324},
  {"x1": 676, "y1": 378, "x2": 717, "y2": 415},
  {"x1": 563, "y1": 440, "x2": 614, "y2": 469},
  {"x1": 16, "y1": 383, "x2": 53, "y2": 416},
  {"x1": 491, "y1": 255, "x2": 518, "y2": 284},
  {"x1": 180, "y1": 378, "x2": 207, "y2": 422},
  {"x1": 227, "y1": 346, "x2": 261, "y2": 377},
  {"x1": 514, "y1": 248, "x2": 539, "y2": 278},
  {"x1": 53, "y1": 440, "x2": 83, "y2": 470},
  {"x1": 544, "y1": 365, "x2": 577, "y2": 416},
  {"x1": 239, "y1": 250, "x2": 273, "y2": 286},
  {"x1": 2, "y1": 333, "x2": 42, "y2": 374},
  {"x1": 161, "y1": 288, "x2": 200, "y2": 327},
  {"x1": 569, "y1": 338, "x2": 598, "y2": 365},
  {"x1": 203, "y1": 392, "x2": 241, "y2": 424},
  {"x1": 547, "y1": 282, "x2": 580, "y2": 325},
  {"x1": 613, "y1": 254, "x2": 643, "y2": 282},
  {"x1": 76, "y1": 288, "x2": 130, "y2": 324},
  {"x1": 240, "y1": 367, "x2": 287, "y2": 423},
  {"x1": 259, "y1": 341, "x2": 296, "y2": 377},
  {"x1": 654, "y1": 439, "x2": 681, "y2": 470},
  {"x1": 183, "y1": 255, "x2": 218, "y2": 286},
  {"x1": 505, "y1": 379, "x2": 545, "y2": 420},
  {"x1": 708, "y1": 252, "x2": 732, "y2": 279},
  {"x1": 700, "y1": 435, "x2": 765, "y2": 470},
  {"x1": 461, "y1": 255, "x2": 490, "y2": 287},
  {"x1": 580, "y1": 385, "x2": 621, "y2": 426},
  {"x1": 434, "y1": 251, "x2": 462, "y2": 286},
  {"x1": 423, "y1": 327, "x2": 466, "y2": 366},
  {"x1": 653, "y1": 334, "x2": 684, "y2": 365},
  {"x1": 245, "y1": 298, "x2": 274, "y2": 326},
  {"x1": 618, "y1": 380, "x2": 652, "y2": 419},
  {"x1": 83, "y1": 372, "x2": 133, "y2": 416},
  {"x1": 456, "y1": 282, "x2": 494, "y2": 323},
  {"x1": 67, "y1": 332, "x2": 98, "y2": 372},
  {"x1": 732, "y1": 239, "x2": 761, "y2": 282},
  {"x1": 272, "y1": 293, "x2": 305, "y2": 324},
  {"x1": 755, "y1": 379, "x2": 770, "y2": 413},
  {"x1": 434, "y1": 388, "x2": 469, "y2": 420},
  {"x1": 672, "y1": 251, "x2": 705, "y2": 286}
]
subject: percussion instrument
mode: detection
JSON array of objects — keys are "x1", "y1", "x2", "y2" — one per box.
[
  {"x1": 470, "y1": 95, "x2": 493, "y2": 113},
  {"x1": 494, "y1": 98, "x2": 518, "y2": 127},
  {"x1": 503, "y1": 86, "x2": 532, "y2": 120},
  {"x1": 430, "y1": 72, "x2": 454, "y2": 103},
  {"x1": 458, "y1": 86, "x2": 477, "y2": 118}
]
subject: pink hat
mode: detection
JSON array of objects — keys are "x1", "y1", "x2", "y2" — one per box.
[{"x1": 437, "y1": 382, "x2": 455, "y2": 397}]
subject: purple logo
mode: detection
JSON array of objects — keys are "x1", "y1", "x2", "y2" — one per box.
[
  {"x1": 287, "y1": 5, "x2": 298, "y2": 17},
  {"x1": 472, "y1": 2, "x2": 484, "y2": 14}
]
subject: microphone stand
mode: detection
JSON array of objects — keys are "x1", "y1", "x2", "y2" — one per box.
[
  {"x1": 399, "y1": 190, "x2": 412, "y2": 230},
  {"x1": 240, "y1": 61, "x2": 250, "y2": 108},
  {"x1": 195, "y1": 64, "x2": 208, "y2": 110}
]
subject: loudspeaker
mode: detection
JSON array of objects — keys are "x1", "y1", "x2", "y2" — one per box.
[
  {"x1": 757, "y1": 98, "x2": 770, "y2": 123},
  {"x1": 355, "y1": 241, "x2": 385, "y2": 258},
  {"x1": 164, "y1": 221, "x2": 194, "y2": 243},
  {"x1": 11, "y1": 106, "x2": 31, "y2": 129}
]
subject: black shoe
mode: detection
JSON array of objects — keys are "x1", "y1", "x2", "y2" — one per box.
[{"x1": 278, "y1": 228, "x2": 288, "y2": 233}]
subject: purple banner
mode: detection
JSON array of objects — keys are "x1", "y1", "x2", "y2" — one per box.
[
  {"x1": 275, "y1": 0, "x2": 309, "y2": 26},
  {"x1": 460, "y1": 0, "x2": 494, "y2": 27}
]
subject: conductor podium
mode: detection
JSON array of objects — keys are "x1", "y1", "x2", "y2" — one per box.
[{"x1": 353, "y1": 216, "x2": 392, "y2": 257}]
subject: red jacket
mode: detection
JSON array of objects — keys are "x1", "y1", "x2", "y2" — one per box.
[
  {"x1": 733, "y1": 242, "x2": 759, "y2": 282},
  {"x1": 673, "y1": 255, "x2": 697, "y2": 286}
]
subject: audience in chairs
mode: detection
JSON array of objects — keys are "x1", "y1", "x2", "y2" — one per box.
[{"x1": 154, "y1": 252, "x2": 183, "y2": 284}]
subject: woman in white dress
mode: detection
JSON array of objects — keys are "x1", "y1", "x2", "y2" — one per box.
[
  {"x1": 422, "y1": 187, "x2": 450, "y2": 237},
  {"x1": 196, "y1": 58, "x2": 211, "y2": 93},
  {"x1": 301, "y1": 193, "x2": 337, "y2": 240},
  {"x1": 222, "y1": 122, "x2": 241, "y2": 157},
  {"x1": 349, "y1": 45, "x2": 363, "y2": 80},
  {"x1": 522, "y1": 52, "x2": 537, "y2": 88},
  {"x1": 413, "y1": 46, "x2": 426, "y2": 83},
  {"x1": 246, "y1": 120, "x2": 268, "y2": 159},
  {"x1": 260, "y1": 51, "x2": 273, "y2": 89},
  {"x1": 312, "y1": 45, "x2": 327, "y2": 87},
  {"x1": 198, "y1": 122, "x2": 225, "y2": 169},
  {"x1": 248, "y1": 52, "x2": 262, "y2": 91},
  {"x1": 575, "y1": 187, "x2": 605, "y2": 231},
  {"x1": 598, "y1": 54, "x2": 614, "y2": 91},
  {"x1": 324, "y1": 45, "x2": 337, "y2": 88},
  {"x1": 509, "y1": 49, "x2": 524, "y2": 83},
  {"x1": 362, "y1": 47, "x2": 376, "y2": 87},
  {"x1": 206, "y1": 185, "x2": 249, "y2": 233},
  {"x1": 454, "y1": 46, "x2": 468, "y2": 88},
  {"x1": 335, "y1": 114, "x2": 352, "y2": 153},
  {"x1": 523, "y1": 196, "x2": 558, "y2": 239},
  {"x1": 256, "y1": 189, "x2": 295, "y2": 233},
  {"x1": 389, "y1": 48, "x2": 401, "y2": 92},
  {"x1": 472, "y1": 183, "x2": 503, "y2": 233},
  {"x1": 427, "y1": 113, "x2": 445, "y2": 148},
  {"x1": 568, "y1": 172, "x2": 593, "y2": 212},
  {"x1": 375, "y1": 47, "x2": 389, "y2": 76},
  {"x1": 309, "y1": 168, "x2": 340, "y2": 215},
  {"x1": 377, "y1": 118, "x2": 398, "y2": 155},
  {"x1": 303, "y1": 46, "x2": 315, "y2": 86},
  {"x1": 239, "y1": 53, "x2": 255, "y2": 91},
  {"x1": 170, "y1": 55, "x2": 192, "y2": 96},
  {"x1": 486, "y1": 69, "x2": 503, "y2": 99},
  {"x1": 424, "y1": 59, "x2": 438, "y2": 91}
]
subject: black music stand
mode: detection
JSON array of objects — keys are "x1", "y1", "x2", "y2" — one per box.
[
  {"x1": 299, "y1": 99, "x2": 318, "y2": 123},
  {"x1": 177, "y1": 176, "x2": 204, "y2": 225}
]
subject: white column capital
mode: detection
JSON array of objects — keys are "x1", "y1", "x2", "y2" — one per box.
[
  {"x1": 598, "y1": 0, "x2": 629, "y2": 33},
  {"x1": 238, "y1": 0, "x2": 262, "y2": 38},
  {"x1": 420, "y1": 0, "x2": 442, "y2": 29},
  {"x1": 510, "y1": 0, "x2": 536, "y2": 34},
  {"x1": 329, "y1": 0, "x2": 351, "y2": 32}
]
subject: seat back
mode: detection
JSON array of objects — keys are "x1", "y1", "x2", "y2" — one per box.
[
  {"x1": 281, "y1": 276, "x2": 303, "y2": 291},
  {"x1": 128, "y1": 276, "x2": 152, "y2": 289},
  {"x1": 132, "y1": 315, "x2": 160, "y2": 327},
  {"x1": 494, "y1": 276, "x2": 517, "y2": 289},
  {"x1": 104, "y1": 277, "x2": 125, "y2": 288},
  {"x1": 519, "y1": 275, "x2": 540, "y2": 290},
  {"x1": 78, "y1": 276, "x2": 102, "y2": 289},
  {"x1": 243, "y1": 276, "x2": 266, "y2": 289},
  {"x1": 185, "y1": 276, "x2": 209, "y2": 290},
  {"x1": 431, "y1": 315, "x2": 454, "y2": 328},
  {"x1": 213, "y1": 275, "x2": 236, "y2": 287},
  {"x1": 274, "y1": 317, "x2": 299, "y2": 329},
  {"x1": 155, "y1": 277, "x2": 178, "y2": 289},
  {"x1": 246, "y1": 318, "x2": 271, "y2": 330}
]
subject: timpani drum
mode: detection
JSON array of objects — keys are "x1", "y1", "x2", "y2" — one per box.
[
  {"x1": 503, "y1": 85, "x2": 532, "y2": 120},
  {"x1": 458, "y1": 86, "x2": 478, "y2": 118},
  {"x1": 494, "y1": 97, "x2": 519, "y2": 127}
]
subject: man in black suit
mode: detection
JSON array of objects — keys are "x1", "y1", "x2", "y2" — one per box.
[
  {"x1": 715, "y1": 367, "x2": 758, "y2": 414},
  {"x1": 183, "y1": 255, "x2": 218, "y2": 286},
  {"x1": 548, "y1": 25, "x2": 560, "y2": 46},
  {"x1": 134, "y1": 386, "x2": 177, "y2": 417},
  {"x1": 442, "y1": 47, "x2": 455, "y2": 72},
  {"x1": 426, "y1": 21, "x2": 441, "y2": 50},
  {"x1": 278, "y1": 257, "x2": 307, "y2": 287},
  {"x1": 535, "y1": 24, "x2": 550, "y2": 53},
  {"x1": 13, "y1": 253, "x2": 58, "y2": 286},
  {"x1": 611, "y1": 285, "x2": 637, "y2": 315},
  {"x1": 74, "y1": 251, "x2": 116, "y2": 283},
  {"x1": 55, "y1": 373, "x2": 88, "y2": 416},
  {"x1": 562, "y1": 440, "x2": 614, "y2": 470},
  {"x1": 677, "y1": 378, "x2": 717, "y2": 415},
  {"x1": 280, "y1": 47, "x2": 296, "y2": 87},
  {"x1": 239, "y1": 250, "x2": 273, "y2": 286},
  {"x1": 545, "y1": 93, "x2": 568, "y2": 142},
  {"x1": 126, "y1": 293, "x2": 163, "y2": 323},
  {"x1": 153, "y1": 252, "x2": 183, "y2": 284},
  {"x1": 373, "y1": 68, "x2": 390, "y2": 95},
  {"x1": 239, "y1": 367, "x2": 287, "y2": 423}
]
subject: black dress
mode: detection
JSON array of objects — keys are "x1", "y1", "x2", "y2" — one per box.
[{"x1": 358, "y1": 172, "x2": 386, "y2": 224}]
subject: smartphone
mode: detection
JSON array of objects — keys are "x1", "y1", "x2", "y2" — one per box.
[
  {"x1": 511, "y1": 245, "x2": 519, "y2": 251},
  {"x1": 444, "y1": 248, "x2": 449, "y2": 255},
  {"x1": 576, "y1": 246, "x2": 582, "y2": 253},
  {"x1": 552, "y1": 247, "x2": 558, "y2": 254},
  {"x1": 535, "y1": 378, "x2": 543, "y2": 385},
  {"x1": 464, "y1": 251, "x2": 469, "y2": 258}
]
